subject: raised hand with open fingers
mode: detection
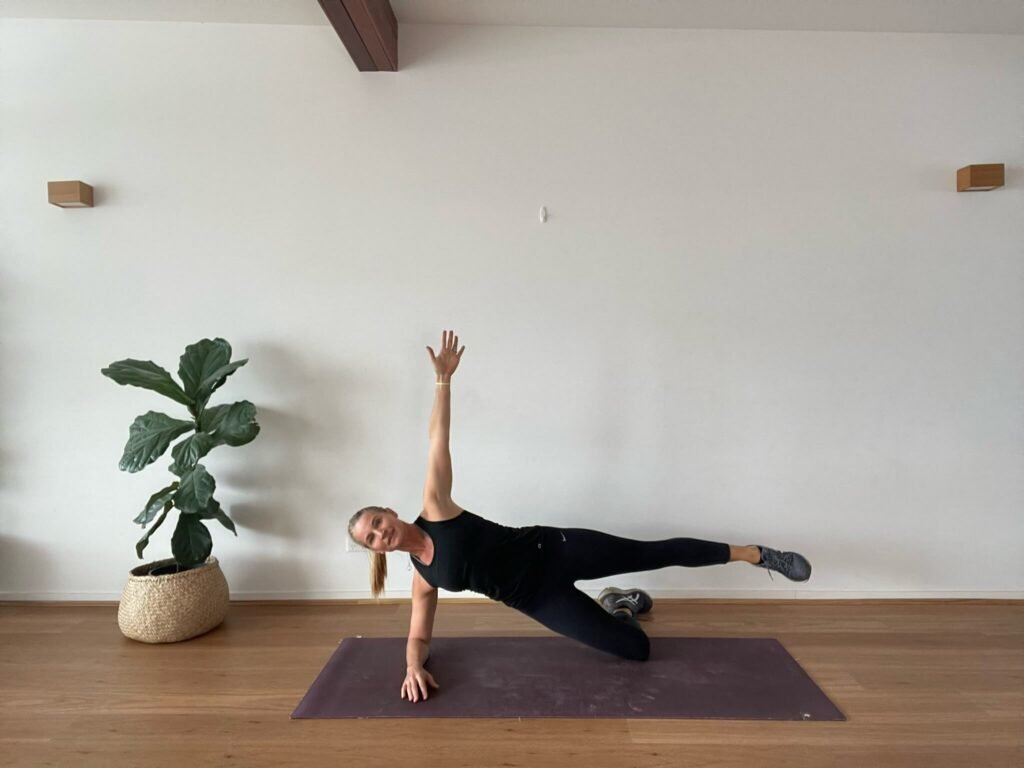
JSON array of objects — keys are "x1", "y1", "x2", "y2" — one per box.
[{"x1": 426, "y1": 329, "x2": 466, "y2": 378}]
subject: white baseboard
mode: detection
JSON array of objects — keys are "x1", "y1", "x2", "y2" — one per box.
[{"x1": 3, "y1": 588, "x2": 1022, "y2": 601}]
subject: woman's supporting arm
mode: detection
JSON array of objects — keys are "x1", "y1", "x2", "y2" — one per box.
[{"x1": 406, "y1": 637, "x2": 430, "y2": 669}]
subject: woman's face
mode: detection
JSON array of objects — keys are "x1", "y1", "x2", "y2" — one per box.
[{"x1": 356, "y1": 508, "x2": 399, "y2": 552}]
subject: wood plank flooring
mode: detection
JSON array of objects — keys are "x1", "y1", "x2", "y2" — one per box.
[{"x1": 1, "y1": 599, "x2": 1021, "y2": 768}]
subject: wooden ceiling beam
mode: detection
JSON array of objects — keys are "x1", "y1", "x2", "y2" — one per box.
[{"x1": 318, "y1": 0, "x2": 398, "y2": 71}]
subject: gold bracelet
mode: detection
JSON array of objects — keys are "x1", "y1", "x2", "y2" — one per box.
[{"x1": 436, "y1": 382, "x2": 450, "y2": 386}]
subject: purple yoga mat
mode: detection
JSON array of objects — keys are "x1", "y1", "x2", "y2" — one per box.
[{"x1": 292, "y1": 636, "x2": 846, "y2": 720}]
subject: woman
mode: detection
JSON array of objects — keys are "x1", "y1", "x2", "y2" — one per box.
[{"x1": 348, "y1": 330, "x2": 812, "y2": 704}]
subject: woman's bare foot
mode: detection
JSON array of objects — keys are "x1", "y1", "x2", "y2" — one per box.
[{"x1": 728, "y1": 544, "x2": 761, "y2": 564}]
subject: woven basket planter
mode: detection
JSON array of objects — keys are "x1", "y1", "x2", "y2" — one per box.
[{"x1": 117, "y1": 556, "x2": 230, "y2": 643}]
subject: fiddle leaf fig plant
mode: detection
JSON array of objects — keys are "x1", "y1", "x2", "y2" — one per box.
[{"x1": 101, "y1": 338, "x2": 260, "y2": 570}]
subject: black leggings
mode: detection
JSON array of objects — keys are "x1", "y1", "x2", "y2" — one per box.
[{"x1": 515, "y1": 526, "x2": 732, "y2": 662}]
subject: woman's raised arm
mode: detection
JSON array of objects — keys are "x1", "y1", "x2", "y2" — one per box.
[{"x1": 423, "y1": 330, "x2": 465, "y2": 504}]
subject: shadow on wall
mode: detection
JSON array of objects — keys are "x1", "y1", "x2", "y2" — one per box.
[
  {"x1": 215, "y1": 341, "x2": 360, "y2": 595},
  {"x1": 0, "y1": 536, "x2": 54, "y2": 598},
  {"x1": 0, "y1": 274, "x2": 34, "y2": 597},
  {"x1": 0, "y1": 272, "x2": 19, "y2": 500}
]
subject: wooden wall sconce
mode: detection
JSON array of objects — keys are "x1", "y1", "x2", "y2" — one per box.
[
  {"x1": 48, "y1": 180, "x2": 94, "y2": 208},
  {"x1": 956, "y1": 164, "x2": 1004, "y2": 192}
]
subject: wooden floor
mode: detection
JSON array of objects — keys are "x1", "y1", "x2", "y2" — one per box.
[{"x1": 1, "y1": 599, "x2": 1022, "y2": 768}]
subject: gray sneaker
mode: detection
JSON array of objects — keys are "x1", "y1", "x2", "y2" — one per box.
[
  {"x1": 754, "y1": 545, "x2": 812, "y2": 582},
  {"x1": 598, "y1": 586, "x2": 653, "y2": 616}
]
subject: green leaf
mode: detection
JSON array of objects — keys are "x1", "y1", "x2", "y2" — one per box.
[
  {"x1": 199, "y1": 401, "x2": 260, "y2": 448},
  {"x1": 199, "y1": 360, "x2": 248, "y2": 400},
  {"x1": 169, "y1": 432, "x2": 217, "y2": 475},
  {"x1": 178, "y1": 339, "x2": 231, "y2": 398},
  {"x1": 136, "y1": 503, "x2": 172, "y2": 558},
  {"x1": 134, "y1": 483, "x2": 179, "y2": 526},
  {"x1": 171, "y1": 514, "x2": 212, "y2": 568},
  {"x1": 173, "y1": 463, "x2": 216, "y2": 514},
  {"x1": 119, "y1": 411, "x2": 196, "y2": 473},
  {"x1": 101, "y1": 359, "x2": 194, "y2": 408},
  {"x1": 178, "y1": 339, "x2": 247, "y2": 411},
  {"x1": 198, "y1": 497, "x2": 237, "y2": 535}
]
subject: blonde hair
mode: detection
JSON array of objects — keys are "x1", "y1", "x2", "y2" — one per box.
[{"x1": 348, "y1": 506, "x2": 389, "y2": 600}]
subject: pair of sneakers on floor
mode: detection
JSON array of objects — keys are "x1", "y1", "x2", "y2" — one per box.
[{"x1": 598, "y1": 544, "x2": 812, "y2": 621}]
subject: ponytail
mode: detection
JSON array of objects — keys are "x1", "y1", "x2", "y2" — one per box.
[{"x1": 369, "y1": 550, "x2": 388, "y2": 599}]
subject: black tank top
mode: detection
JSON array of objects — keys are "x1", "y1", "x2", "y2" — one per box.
[{"x1": 409, "y1": 510, "x2": 546, "y2": 609}]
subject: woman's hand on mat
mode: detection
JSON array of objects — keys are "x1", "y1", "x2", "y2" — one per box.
[
  {"x1": 402, "y1": 665, "x2": 439, "y2": 702},
  {"x1": 426, "y1": 329, "x2": 465, "y2": 378}
]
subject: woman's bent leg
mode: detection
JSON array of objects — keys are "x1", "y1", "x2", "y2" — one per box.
[
  {"x1": 545, "y1": 526, "x2": 731, "y2": 583},
  {"x1": 518, "y1": 581, "x2": 650, "y2": 662}
]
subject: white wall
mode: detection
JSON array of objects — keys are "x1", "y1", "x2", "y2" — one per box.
[{"x1": 1, "y1": 19, "x2": 1021, "y2": 601}]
